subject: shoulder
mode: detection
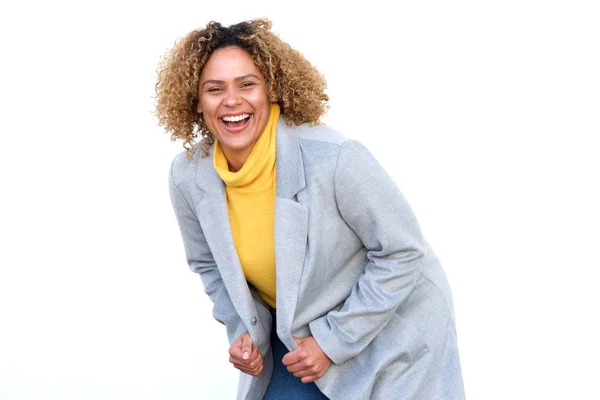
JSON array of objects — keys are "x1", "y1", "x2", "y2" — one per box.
[
  {"x1": 285, "y1": 122, "x2": 374, "y2": 164},
  {"x1": 169, "y1": 145, "x2": 213, "y2": 186},
  {"x1": 169, "y1": 151, "x2": 194, "y2": 187},
  {"x1": 295, "y1": 123, "x2": 349, "y2": 146},
  {"x1": 281, "y1": 121, "x2": 360, "y2": 158}
]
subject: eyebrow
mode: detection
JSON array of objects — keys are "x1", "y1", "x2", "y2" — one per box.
[{"x1": 201, "y1": 74, "x2": 262, "y2": 88}]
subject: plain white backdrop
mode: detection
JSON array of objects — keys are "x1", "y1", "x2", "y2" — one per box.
[{"x1": 1, "y1": 1, "x2": 599, "y2": 399}]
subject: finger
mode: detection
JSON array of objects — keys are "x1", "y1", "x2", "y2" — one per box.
[
  {"x1": 237, "y1": 366, "x2": 258, "y2": 375},
  {"x1": 301, "y1": 374, "x2": 321, "y2": 383},
  {"x1": 237, "y1": 365, "x2": 262, "y2": 375},
  {"x1": 291, "y1": 365, "x2": 318, "y2": 378},
  {"x1": 243, "y1": 363, "x2": 264, "y2": 376},
  {"x1": 241, "y1": 334, "x2": 254, "y2": 360},
  {"x1": 234, "y1": 346, "x2": 259, "y2": 365},
  {"x1": 247, "y1": 345, "x2": 260, "y2": 363},
  {"x1": 229, "y1": 352, "x2": 247, "y2": 364},
  {"x1": 233, "y1": 359, "x2": 264, "y2": 376},
  {"x1": 229, "y1": 341, "x2": 243, "y2": 359},
  {"x1": 246, "y1": 355, "x2": 263, "y2": 371},
  {"x1": 295, "y1": 362, "x2": 326, "y2": 377},
  {"x1": 286, "y1": 359, "x2": 311, "y2": 374},
  {"x1": 282, "y1": 348, "x2": 305, "y2": 366},
  {"x1": 230, "y1": 357, "x2": 260, "y2": 371},
  {"x1": 230, "y1": 356, "x2": 244, "y2": 368},
  {"x1": 249, "y1": 364, "x2": 264, "y2": 376},
  {"x1": 230, "y1": 333, "x2": 256, "y2": 363},
  {"x1": 231, "y1": 350, "x2": 264, "y2": 369}
]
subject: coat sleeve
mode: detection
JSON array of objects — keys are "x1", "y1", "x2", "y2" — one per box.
[
  {"x1": 169, "y1": 162, "x2": 247, "y2": 345},
  {"x1": 308, "y1": 140, "x2": 428, "y2": 364}
]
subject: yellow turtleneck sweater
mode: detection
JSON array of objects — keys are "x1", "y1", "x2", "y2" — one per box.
[{"x1": 213, "y1": 104, "x2": 279, "y2": 308}]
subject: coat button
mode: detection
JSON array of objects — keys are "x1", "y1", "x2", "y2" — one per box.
[{"x1": 251, "y1": 317, "x2": 257, "y2": 326}]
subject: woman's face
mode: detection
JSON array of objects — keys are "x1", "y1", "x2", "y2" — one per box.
[{"x1": 197, "y1": 46, "x2": 273, "y2": 167}]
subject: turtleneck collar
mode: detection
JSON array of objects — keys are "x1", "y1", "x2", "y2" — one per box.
[{"x1": 213, "y1": 103, "x2": 280, "y2": 189}]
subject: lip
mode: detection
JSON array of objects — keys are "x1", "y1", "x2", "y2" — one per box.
[{"x1": 219, "y1": 114, "x2": 253, "y2": 134}]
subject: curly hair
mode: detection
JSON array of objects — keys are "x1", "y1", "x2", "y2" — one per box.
[{"x1": 155, "y1": 19, "x2": 329, "y2": 159}]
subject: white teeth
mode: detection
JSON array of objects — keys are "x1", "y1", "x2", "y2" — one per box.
[{"x1": 222, "y1": 114, "x2": 249, "y2": 122}]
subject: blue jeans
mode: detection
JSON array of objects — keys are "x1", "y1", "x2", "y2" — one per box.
[{"x1": 263, "y1": 312, "x2": 328, "y2": 400}]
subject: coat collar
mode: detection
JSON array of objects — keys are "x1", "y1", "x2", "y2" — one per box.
[
  {"x1": 194, "y1": 116, "x2": 306, "y2": 199},
  {"x1": 193, "y1": 117, "x2": 309, "y2": 350},
  {"x1": 274, "y1": 117, "x2": 306, "y2": 199}
]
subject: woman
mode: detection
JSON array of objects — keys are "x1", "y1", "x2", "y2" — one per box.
[{"x1": 156, "y1": 19, "x2": 465, "y2": 400}]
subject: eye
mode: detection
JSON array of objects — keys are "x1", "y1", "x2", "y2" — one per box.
[
  {"x1": 241, "y1": 81, "x2": 256, "y2": 88},
  {"x1": 207, "y1": 87, "x2": 222, "y2": 93}
]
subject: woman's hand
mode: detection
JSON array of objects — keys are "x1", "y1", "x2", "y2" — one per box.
[
  {"x1": 282, "y1": 336, "x2": 332, "y2": 383},
  {"x1": 229, "y1": 332, "x2": 264, "y2": 376}
]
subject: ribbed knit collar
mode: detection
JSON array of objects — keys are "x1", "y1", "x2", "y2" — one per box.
[{"x1": 213, "y1": 103, "x2": 279, "y2": 189}]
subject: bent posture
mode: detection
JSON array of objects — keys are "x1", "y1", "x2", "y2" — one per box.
[{"x1": 157, "y1": 19, "x2": 465, "y2": 400}]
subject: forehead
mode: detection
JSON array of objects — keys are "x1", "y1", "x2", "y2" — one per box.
[{"x1": 200, "y1": 46, "x2": 264, "y2": 81}]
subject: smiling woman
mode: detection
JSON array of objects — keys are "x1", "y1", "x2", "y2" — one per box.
[{"x1": 155, "y1": 19, "x2": 464, "y2": 400}]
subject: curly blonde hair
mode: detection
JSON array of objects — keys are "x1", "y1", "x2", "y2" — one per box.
[{"x1": 155, "y1": 19, "x2": 329, "y2": 159}]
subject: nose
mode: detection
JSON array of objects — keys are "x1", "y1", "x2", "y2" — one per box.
[{"x1": 223, "y1": 87, "x2": 242, "y2": 107}]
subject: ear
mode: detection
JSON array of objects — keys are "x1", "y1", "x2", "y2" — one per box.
[{"x1": 196, "y1": 102, "x2": 203, "y2": 113}]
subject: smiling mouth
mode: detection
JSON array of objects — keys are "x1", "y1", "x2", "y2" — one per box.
[{"x1": 221, "y1": 114, "x2": 250, "y2": 128}]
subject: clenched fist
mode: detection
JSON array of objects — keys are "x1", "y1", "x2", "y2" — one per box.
[
  {"x1": 282, "y1": 336, "x2": 332, "y2": 383},
  {"x1": 229, "y1": 332, "x2": 264, "y2": 376}
]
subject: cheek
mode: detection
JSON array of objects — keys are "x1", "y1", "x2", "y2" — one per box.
[
  {"x1": 248, "y1": 89, "x2": 271, "y2": 106},
  {"x1": 198, "y1": 100, "x2": 218, "y2": 119},
  {"x1": 203, "y1": 116, "x2": 220, "y2": 133},
  {"x1": 252, "y1": 97, "x2": 272, "y2": 113},
  {"x1": 198, "y1": 104, "x2": 218, "y2": 131}
]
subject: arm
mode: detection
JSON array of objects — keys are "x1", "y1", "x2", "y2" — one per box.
[
  {"x1": 168, "y1": 163, "x2": 247, "y2": 345},
  {"x1": 309, "y1": 140, "x2": 427, "y2": 364}
]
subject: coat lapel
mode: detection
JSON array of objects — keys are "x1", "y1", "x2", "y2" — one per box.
[
  {"x1": 193, "y1": 154, "x2": 258, "y2": 336},
  {"x1": 274, "y1": 119, "x2": 309, "y2": 350}
]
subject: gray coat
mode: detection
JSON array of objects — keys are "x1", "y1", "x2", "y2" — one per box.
[{"x1": 169, "y1": 118, "x2": 465, "y2": 399}]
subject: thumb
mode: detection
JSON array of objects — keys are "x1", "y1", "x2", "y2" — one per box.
[{"x1": 241, "y1": 333, "x2": 253, "y2": 360}]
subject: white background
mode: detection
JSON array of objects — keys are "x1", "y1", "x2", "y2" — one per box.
[{"x1": 1, "y1": 1, "x2": 599, "y2": 399}]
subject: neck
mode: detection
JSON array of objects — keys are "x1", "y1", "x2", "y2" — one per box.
[{"x1": 222, "y1": 147, "x2": 252, "y2": 172}]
